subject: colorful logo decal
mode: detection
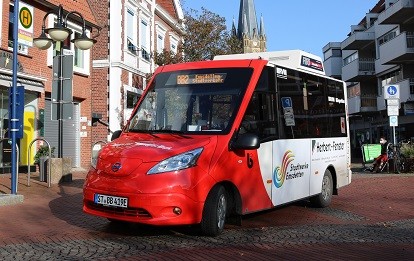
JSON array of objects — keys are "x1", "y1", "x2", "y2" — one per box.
[{"x1": 273, "y1": 150, "x2": 295, "y2": 188}]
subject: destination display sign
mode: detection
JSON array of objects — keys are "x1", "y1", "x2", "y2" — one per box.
[{"x1": 176, "y1": 73, "x2": 226, "y2": 85}]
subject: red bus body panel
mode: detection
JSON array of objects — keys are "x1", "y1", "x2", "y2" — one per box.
[{"x1": 83, "y1": 59, "x2": 273, "y2": 225}]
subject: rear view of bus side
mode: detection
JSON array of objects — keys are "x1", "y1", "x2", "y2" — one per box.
[{"x1": 83, "y1": 50, "x2": 352, "y2": 236}]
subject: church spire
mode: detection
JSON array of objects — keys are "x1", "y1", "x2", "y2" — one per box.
[
  {"x1": 232, "y1": 17, "x2": 237, "y2": 37},
  {"x1": 259, "y1": 14, "x2": 266, "y2": 38},
  {"x1": 237, "y1": 0, "x2": 259, "y2": 39},
  {"x1": 236, "y1": 0, "x2": 266, "y2": 53}
]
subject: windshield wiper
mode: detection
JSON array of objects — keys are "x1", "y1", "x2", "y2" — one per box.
[
  {"x1": 151, "y1": 129, "x2": 184, "y2": 134},
  {"x1": 151, "y1": 129, "x2": 192, "y2": 138},
  {"x1": 127, "y1": 129, "x2": 159, "y2": 137}
]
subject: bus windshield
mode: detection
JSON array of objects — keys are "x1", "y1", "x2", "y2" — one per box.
[{"x1": 126, "y1": 68, "x2": 253, "y2": 134}]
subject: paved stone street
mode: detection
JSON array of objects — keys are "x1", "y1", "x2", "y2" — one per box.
[{"x1": 0, "y1": 169, "x2": 413, "y2": 260}]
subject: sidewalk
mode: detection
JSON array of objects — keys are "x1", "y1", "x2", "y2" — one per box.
[{"x1": 0, "y1": 170, "x2": 88, "y2": 206}]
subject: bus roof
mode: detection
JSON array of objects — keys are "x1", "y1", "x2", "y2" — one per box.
[{"x1": 214, "y1": 50, "x2": 326, "y2": 76}]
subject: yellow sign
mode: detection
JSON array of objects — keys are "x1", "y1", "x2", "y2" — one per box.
[
  {"x1": 19, "y1": 7, "x2": 32, "y2": 29},
  {"x1": 18, "y1": 2, "x2": 34, "y2": 47}
]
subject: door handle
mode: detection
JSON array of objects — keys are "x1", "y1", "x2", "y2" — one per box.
[{"x1": 247, "y1": 153, "x2": 254, "y2": 168}]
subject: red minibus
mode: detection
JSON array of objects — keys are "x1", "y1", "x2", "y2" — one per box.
[{"x1": 83, "y1": 50, "x2": 352, "y2": 236}]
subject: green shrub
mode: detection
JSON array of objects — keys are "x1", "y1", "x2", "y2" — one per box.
[
  {"x1": 34, "y1": 145, "x2": 55, "y2": 164},
  {"x1": 400, "y1": 143, "x2": 414, "y2": 158}
]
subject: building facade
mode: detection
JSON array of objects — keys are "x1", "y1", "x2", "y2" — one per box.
[
  {"x1": 0, "y1": 0, "x2": 98, "y2": 172},
  {"x1": 234, "y1": 0, "x2": 266, "y2": 53},
  {"x1": 323, "y1": 0, "x2": 414, "y2": 157},
  {"x1": 88, "y1": 0, "x2": 184, "y2": 148}
]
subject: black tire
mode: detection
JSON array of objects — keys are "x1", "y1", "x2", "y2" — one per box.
[
  {"x1": 398, "y1": 155, "x2": 406, "y2": 173},
  {"x1": 200, "y1": 185, "x2": 228, "y2": 237},
  {"x1": 310, "y1": 169, "x2": 333, "y2": 208}
]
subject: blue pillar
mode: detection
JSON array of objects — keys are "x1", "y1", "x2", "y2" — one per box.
[{"x1": 10, "y1": 0, "x2": 20, "y2": 194}]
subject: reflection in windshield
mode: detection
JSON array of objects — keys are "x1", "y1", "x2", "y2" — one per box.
[{"x1": 127, "y1": 68, "x2": 253, "y2": 134}]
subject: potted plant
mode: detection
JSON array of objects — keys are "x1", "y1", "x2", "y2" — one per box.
[
  {"x1": 34, "y1": 145, "x2": 55, "y2": 166},
  {"x1": 33, "y1": 145, "x2": 55, "y2": 182}
]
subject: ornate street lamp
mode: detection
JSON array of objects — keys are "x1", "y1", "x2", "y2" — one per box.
[{"x1": 33, "y1": 4, "x2": 96, "y2": 158}]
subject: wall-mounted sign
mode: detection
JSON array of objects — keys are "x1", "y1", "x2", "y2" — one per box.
[{"x1": 0, "y1": 51, "x2": 24, "y2": 72}]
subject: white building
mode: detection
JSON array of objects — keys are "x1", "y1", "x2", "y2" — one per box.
[
  {"x1": 323, "y1": 0, "x2": 414, "y2": 156},
  {"x1": 90, "y1": 0, "x2": 185, "y2": 143}
]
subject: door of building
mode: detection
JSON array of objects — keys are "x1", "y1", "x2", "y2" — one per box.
[{"x1": 44, "y1": 100, "x2": 80, "y2": 167}]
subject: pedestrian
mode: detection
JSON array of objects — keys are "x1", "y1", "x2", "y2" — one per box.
[{"x1": 370, "y1": 136, "x2": 389, "y2": 172}]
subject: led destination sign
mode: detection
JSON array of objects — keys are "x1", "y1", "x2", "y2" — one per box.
[{"x1": 176, "y1": 73, "x2": 226, "y2": 85}]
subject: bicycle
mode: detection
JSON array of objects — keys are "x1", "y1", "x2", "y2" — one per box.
[{"x1": 388, "y1": 143, "x2": 406, "y2": 173}]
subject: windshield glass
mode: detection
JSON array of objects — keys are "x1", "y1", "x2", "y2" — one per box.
[{"x1": 126, "y1": 68, "x2": 253, "y2": 134}]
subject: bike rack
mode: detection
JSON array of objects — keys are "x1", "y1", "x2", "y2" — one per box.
[
  {"x1": 0, "y1": 138, "x2": 19, "y2": 192},
  {"x1": 27, "y1": 138, "x2": 52, "y2": 188}
]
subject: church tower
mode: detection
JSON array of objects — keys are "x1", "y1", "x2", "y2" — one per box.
[{"x1": 236, "y1": 0, "x2": 266, "y2": 53}]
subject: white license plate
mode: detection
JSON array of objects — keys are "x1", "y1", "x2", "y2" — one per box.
[{"x1": 94, "y1": 194, "x2": 128, "y2": 208}]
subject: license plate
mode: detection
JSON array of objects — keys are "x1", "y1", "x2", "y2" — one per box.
[{"x1": 94, "y1": 194, "x2": 128, "y2": 208}]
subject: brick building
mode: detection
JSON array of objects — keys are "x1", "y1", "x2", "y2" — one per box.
[
  {"x1": 0, "y1": 0, "x2": 98, "y2": 172},
  {"x1": 0, "y1": 0, "x2": 184, "y2": 172}
]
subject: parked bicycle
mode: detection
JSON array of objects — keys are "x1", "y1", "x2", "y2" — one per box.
[{"x1": 388, "y1": 143, "x2": 407, "y2": 173}]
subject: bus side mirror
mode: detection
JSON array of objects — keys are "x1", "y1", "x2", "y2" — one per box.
[
  {"x1": 230, "y1": 133, "x2": 260, "y2": 150},
  {"x1": 111, "y1": 130, "x2": 122, "y2": 141}
]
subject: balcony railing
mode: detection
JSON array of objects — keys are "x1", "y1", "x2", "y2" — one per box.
[
  {"x1": 360, "y1": 94, "x2": 377, "y2": 108},
  {"x1": 359, "y1": 58, "x2": 375, "y2": 71},
  {"x1": 342, "y1": 58, "x2": 375, "y2": 82},
  {"x1": 407, "y1": 32, "x2": 414, "y2": 49},
  {"x1": 379, "y1": 31, "x2": 414, "y2": 64}
]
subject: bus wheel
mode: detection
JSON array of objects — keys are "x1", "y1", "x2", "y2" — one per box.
[
  {"x1": 200, "y1": 185, "x2": 228, "y2": 236},
  {"x1": 310, "y1": 169, "x2": 333, "y2": 208}
]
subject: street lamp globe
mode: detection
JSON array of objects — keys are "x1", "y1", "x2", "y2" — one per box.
[
  {"x1": 72, "y1": 32, "x2": 97, "y2": 50},
  {"x1": 33, "y1": 35, "x2": 53, "y2": 50},
  {"x1": 47, "y1": 26, "x2": 72, "y2": 42}
]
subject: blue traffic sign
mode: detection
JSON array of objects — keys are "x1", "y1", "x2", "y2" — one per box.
[
  {"x1": 384, "y1": 84, "x2": 400, "y2": 99},
  {"x1": 281, "y1": 97, "x2": 293, "y2": 108},
  {"x1": 387, "y1": 85, "x2": 397, "y2": 96}
]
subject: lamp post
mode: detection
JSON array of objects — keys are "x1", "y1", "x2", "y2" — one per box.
[{"x1": 33, "y1": 5, "x2": 96, "y2": 158}]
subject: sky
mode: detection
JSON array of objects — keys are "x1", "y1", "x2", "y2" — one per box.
[{"x1": 181, "y1": 0, "x2": 380, "y2": 58}]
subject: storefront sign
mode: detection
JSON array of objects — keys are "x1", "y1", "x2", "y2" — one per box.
[{"x1": 0, "y1": 51, "x2": 24, "y2": 72}]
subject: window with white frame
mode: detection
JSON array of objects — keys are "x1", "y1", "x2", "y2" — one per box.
[
  {"x1": 140, "y1": 19, "x2": 150, "y2": 61},
  {"x1": 170, "y1": 34, "x2": 178, "y2": 54},
  {"x1": 156, "y1": 23, "x2": 166, "y2": 53},
  {"x1": 157, "y1": 34, "x2": 164, "y2": 53},
  {"x1": 343, "y1": 52, "x2": 358, "y2": 66},
  {"x1": 127, "y1": 8, "x2": 138, "y2": 54},
  {"x1": 74, "y1": 31, "x2": 84, "y2": 68},
  {"x1": 378, "y1": 28, "x2": 399, "y2": 46}
]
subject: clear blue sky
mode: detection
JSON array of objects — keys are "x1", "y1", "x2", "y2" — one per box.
[{"x1": 182, "y1": 0, "x2": 379, "y2": 58}]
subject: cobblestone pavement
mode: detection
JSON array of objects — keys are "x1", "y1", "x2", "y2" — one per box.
[{"x1": 0, "y1": 170, "x2": 413, "y2": 260}]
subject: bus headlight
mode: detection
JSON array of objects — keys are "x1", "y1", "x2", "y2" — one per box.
[
  {"x1": 91, "y1": 143, "x2": 104, "y2": 169},
  {"x1": 147, "y1": 148, "x2": 203, "y2": 174}
]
